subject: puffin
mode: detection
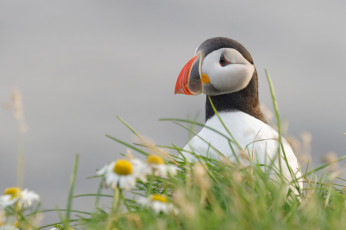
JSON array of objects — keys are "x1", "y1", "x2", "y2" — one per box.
[{"x1": 175, "y1": 37, "x2": 303, "y2": 192}]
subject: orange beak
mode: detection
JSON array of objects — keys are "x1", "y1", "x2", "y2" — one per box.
[{"x1": 175, "y1": 55, "x2": 202, "y2": 95}]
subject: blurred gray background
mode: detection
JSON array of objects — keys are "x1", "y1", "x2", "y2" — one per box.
[{"x1": 1, "y1": 0, "x2": 345, "y2": 225}]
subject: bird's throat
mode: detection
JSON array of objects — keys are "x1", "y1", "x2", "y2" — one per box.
[{"x1": 205, "y1": 70, "x2": 266, "y2": 123}]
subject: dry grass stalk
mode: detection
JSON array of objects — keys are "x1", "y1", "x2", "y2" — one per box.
[
  {"x1": 135, "y1": 136, "x2": 178, "y2": 165},
  {"x1": 7, "y1": 88, "x2": 28, "y2": 188},
  {"x1": 173, "y1": 189, "x2": 196, "y2": 219}
]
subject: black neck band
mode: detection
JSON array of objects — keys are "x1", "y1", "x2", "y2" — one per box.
[{"x1": 205, "y1": 70, "x2": 266, "y2": 123}]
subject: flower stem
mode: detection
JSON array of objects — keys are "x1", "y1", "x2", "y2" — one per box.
[
  {"x1": 112, "y1": 187, "x2": 120, "y2": 212},
  {"x1": 106, "y1": 187, "x2": 120, "y2": 230}
]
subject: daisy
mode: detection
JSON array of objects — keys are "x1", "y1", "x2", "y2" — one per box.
[
  {"x1": 130, "y1": 158, "x2": 150, "y2": 182},
  {"x1": 146, "y1": 154, "x2": 177, "y2": 177},
  {"x1": 0, "y1": 187, "x2": 39, "y2": 209},
  {"x1": 138, "y1": 194, "x2": 178, "y2": 214},
  {"x1": 97, "y1": 158, "x2": 147, "y2": 190}
]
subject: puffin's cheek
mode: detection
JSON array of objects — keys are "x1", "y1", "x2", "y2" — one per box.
[
  {"x1": 212, "y1": 65, "x2": 254, "y2": 93},
  {"x1": 201, "y1": 63, "x2": 218, "y2": 85}
]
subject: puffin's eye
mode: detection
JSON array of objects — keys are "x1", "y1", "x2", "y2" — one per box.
[{"x1": 219, "y1": 54, "x2": 230, "y2": 67}]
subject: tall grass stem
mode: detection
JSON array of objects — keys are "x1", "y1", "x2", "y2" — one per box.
[{"x1": 64, "y1": 154, "x2": 79, "y2": 230}]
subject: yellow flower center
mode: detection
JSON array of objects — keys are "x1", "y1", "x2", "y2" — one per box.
[
  {"x1": 113, "y1": 159, "x2": 133, "y2": 175},
  {"x1": 4, "y1": 187, "x2": 21, "y2": 200},
  {"x1": 146, "y1": 155, "x2": 164, "y2": 165},
  {"x1": 151, "y1": 194, "x2": 168, "y2": 203}
]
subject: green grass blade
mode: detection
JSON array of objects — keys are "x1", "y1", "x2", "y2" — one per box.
[
  {"x1": 160, "y1": 118, "x2": 232, "y2": 141},
  {"x1": 40, "y1": 209, "x2": 92, "y2": 215},
  {"x1": 72, "y1": 193, "x2": 113, "y2": 199},
  {"x1": 172, "y1": 121, "x2": 226, "y2": 159},
  {"x1": 298, "y1": 155, "x2": 346, "y2": 179},
  {"x1": 161, "y1": 117, "x2": 240, "y2": 163},
  {"x1": 64, "y1": 154, "x2": 79, "y2": 230},
  {"x1": 207, "y1": 96, "x2": 243, "y2": 152},
  {"x1": 106, "y1": 134, "x2": 149, "y2": 156},
  {"x1": 265, "y1": 70, "x2": 298, "y2": 188},
  {"x1": 265, "y1": 69, "x2": 284, "y2": 174},
  {"x1": 94, "y1": 179, "x2": 105, "y2": 209},
  {"x1": 117, "y1": 116, "x2": 142, "y2": 139}
]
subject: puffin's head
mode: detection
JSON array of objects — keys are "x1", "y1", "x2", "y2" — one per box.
[{"x1": 175, "y1": 37, "x2": 255, "y2": 96}]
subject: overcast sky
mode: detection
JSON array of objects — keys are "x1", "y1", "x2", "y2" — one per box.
[{"x1": 1, "y1": 0, "x2": 345, "y2": 225}]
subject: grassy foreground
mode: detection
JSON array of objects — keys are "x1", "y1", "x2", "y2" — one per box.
[
  {"x1": 1, "y1": 73, "x2": 345, "y2": 230},
  {"x1": 72, "y1": 153, "x2": 345, "y2": 230}
]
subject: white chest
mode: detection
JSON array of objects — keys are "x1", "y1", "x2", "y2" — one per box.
[{"x1": 183, "y1": 111, "x2": 301, "y2": 183}]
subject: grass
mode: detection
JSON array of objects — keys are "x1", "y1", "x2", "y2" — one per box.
[{"x1": 1, "y1": 72, "x2": 345, "y2": 230}]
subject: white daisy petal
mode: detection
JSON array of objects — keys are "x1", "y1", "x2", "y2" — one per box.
[
  {"x1": 152, "y1": 201, "x2": 163, "y2": 213},
  {"x1": 96, "y1": 163, "x2": 111, "y2": 176},
  {"x1": 126, "y1": 176, "x2": 136, "y2": 190},
  {"x1": 123, "y1": 175, "x2": 136, "y2": 190},
  {"x1": 138, "y1": 194, "x2": 177, "y2": 214},
  {"x1": 0, "y1": 195, "x2": 18, "y2": 209},
  {"x1": 19, "y1": 189, "x2": 40, "y2": 207},
  {"x1": 131, "y1": 159, "x2": 149, "y2": 182},
  {"x1": 118, "y1": 176, "x2": 126, "y2": 189},
  {"x1": 153, "y1": 165, "x2": 167, "y2": 177},
  {"x1": 167, "y1": 165, "x2": 177, "y2": 176},
  {"x1": 106, "y1": 173, "x2": 119, "y2": 189}
]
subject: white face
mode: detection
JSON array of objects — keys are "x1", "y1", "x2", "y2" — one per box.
[{"x1": 201, "y1": 48, "x2": 255, "y2": 95}]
